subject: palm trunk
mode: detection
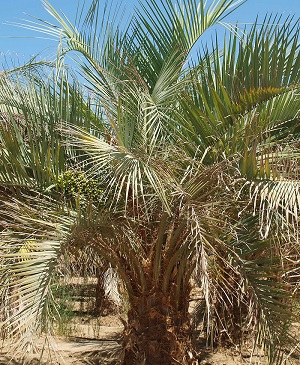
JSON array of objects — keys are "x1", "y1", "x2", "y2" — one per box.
[
  {"x1": 121, "y1": 288, "x2": 195, "y2": 365},
  {"x1": 94, "y1": 269, "x2": 106, "y2": 314}
]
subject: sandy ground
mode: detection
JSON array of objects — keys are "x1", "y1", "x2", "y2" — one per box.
[
  {"x1": 0, "y1": 335, "x2": 266, "y2": 365},
  {"x1": 0, "y1": 323, "x2": 122, "y2": 365},
  {"x1": 2, "y1": 321, "x2": 299, "y2": 364},
  {"x1": 0, "y1": 321, "x2": 268, "y2": 365},
  {"x1": 1, "y1": 280, "x2": 298, "y2": 365}
]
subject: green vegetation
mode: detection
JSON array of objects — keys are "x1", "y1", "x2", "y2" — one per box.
[
  {"x1": 0, "y1": 0, "x2": 299, "y2": 364},
  {"x1": 58, "y1": 170, "x2": 102, "y2": 199},
  {"x1": 50, "y1": 281, "x2": 77, "y2": 336}
]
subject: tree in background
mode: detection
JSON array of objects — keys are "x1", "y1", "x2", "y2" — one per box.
[{"x1": 0, "y1": 0, "x2": 299, "y2": 364}]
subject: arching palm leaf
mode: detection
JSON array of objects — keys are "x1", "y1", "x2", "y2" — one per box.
[{"x1": 0, "y1": 194, "x2": 74, "y2": 355}]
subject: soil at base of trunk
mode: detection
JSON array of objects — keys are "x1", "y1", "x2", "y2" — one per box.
[
  {"x1": 3, "y1": 321, "x2": 300, "y2": 365},
  {"x1": 0, "y1": 330, "x2": 270, "y2": 365},
  {"x1": 1, "y1": 278, "x2": 299, "y2": 365}
]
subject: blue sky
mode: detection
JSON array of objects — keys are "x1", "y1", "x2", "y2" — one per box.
[{"x1": 0, "y1": 0, "x2": 299, "y2": 65}]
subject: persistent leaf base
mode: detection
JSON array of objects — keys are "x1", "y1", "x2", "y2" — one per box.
[{"x1": 120, "y1": 292, "x2": 196, "y2": 365}]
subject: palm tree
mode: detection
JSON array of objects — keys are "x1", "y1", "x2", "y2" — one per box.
[{"x1": 0, "y1": 0, "x2": 299, "y2": 364}]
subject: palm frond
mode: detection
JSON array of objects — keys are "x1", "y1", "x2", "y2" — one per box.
[
  {"x1": 232, "y1": 221, "x2": 299, "y2": 363},
  {"x1": 0, "y1": 68, "x2": 104, "y2": 190},
  {"x1": 61, "y1": 124, "x2": 174, "y2": 214},
  {"x1": 180, "y1": 14, "x2": 300, "y2": 162},
  {"x1": 0, "y1": 193, "x2": 73, "y2": 354},
  {"x1": 250, "y1": 180, "x2": 300, "y2": 239}
]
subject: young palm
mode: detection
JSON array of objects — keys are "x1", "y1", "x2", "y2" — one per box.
[{"x1": 0, "y1": 1, "x2": 299, "y2": 364}]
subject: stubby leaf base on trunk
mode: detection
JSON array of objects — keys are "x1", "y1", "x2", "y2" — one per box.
[{"x1": 120, "y1": 292, "x2": 196, "y2": 365}]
